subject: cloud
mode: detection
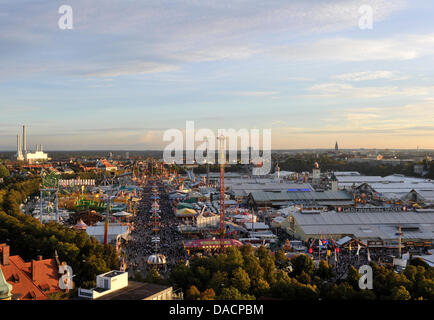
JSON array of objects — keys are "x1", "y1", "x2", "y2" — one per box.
[
  {"x1": 231, "y1": 91, "x2": 280, "y2": 97},
  {"x1": 270, "y1": 34, "x2": 434, "y2": 62},
  {"x1": 0, "y1": 0, "x2": 409, "y2": 79},
  {"x1": 85, "y1": 62, "x2": 180, "y2": 77},
  {"x1": 307, "y1": 83, "x2": 434, "y2": 99},
  {"x1": 331, "y1": 70, "x2": 408, "y2": 81}
]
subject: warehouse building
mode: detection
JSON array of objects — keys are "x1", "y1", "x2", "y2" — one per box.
[
  {"x1": 248, "y1": 190, "x2": 354, "y2": 209},
  {"x1": 282, "y1": 208, "x2": 434, "y2": 247}
]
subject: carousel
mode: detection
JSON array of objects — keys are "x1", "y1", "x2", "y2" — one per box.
[{"x1": 147, "y1": 253, "x2": 167, "y2": 266}]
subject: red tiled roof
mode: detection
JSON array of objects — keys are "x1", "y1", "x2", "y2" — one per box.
[
  {"x1": 101, "y1": 159, "x2": 116, "y2": 168},
  {"x1": 0, "y1": 244, "x2": 61, "y2": 300}
]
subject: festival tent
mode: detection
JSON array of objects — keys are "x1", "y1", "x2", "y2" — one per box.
[
  {"x1": 183, "y1": 198, "x2": 198, "y2": 204},
  {"x1": 74, "y1": 219, "x2": 88, "y2": 230},
  {"x1": 169, "y1": 193, "x2": 186, "y2": 200},
  {"x1": 187, "y1": 191, "x2": 203, "y2": 198},
  {"x1": 112, "y1": 211, "x2": 133, "y2": 217},
  {"x1": 177, "y1": 203, "x2": 194, "y2": 210},
  {"x1": 175, "y1": 208, "x2": 197, "y2": 216}
]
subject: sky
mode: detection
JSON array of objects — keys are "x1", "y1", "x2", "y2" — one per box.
[{"x1": 1, "y1": 0, "x2": 434, "y2": 150}]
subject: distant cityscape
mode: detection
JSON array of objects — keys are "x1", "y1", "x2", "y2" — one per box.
[{"x1": 2, "y1": 0, "x2": 434, "y2": 308}]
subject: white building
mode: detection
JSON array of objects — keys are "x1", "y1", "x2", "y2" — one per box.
[
  {"x1": 86, "y1": 222, "x2": 130, "y2": 248},
  {"x1": 78, "y1": 270, "x2": 129, "y2": 299},
  {"x1": 15, "y1": 125, "x2": 49, "y2": 162}
]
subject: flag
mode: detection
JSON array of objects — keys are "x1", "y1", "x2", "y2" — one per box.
[
  {"x1": 367, "y1": 248, "x2": 371, "y2": 262},
  {"x1": 356, "y1": 244, "x2": 361, "y2": 256}
]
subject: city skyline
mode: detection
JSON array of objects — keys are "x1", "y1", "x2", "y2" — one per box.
[{"x1": 1, "y1": 0, "x2": 434, "y2": 150}]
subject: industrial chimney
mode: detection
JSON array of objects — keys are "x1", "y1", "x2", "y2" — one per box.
[
  {"x1": 16, "y1": 134, "x2": 23, "y2": 161},
  {"x1": 17, "y1": 134, "x2": 20, "y2": 153},
  {"x1": 22, "y1": 125, "x2": 27, "y2": 154}
]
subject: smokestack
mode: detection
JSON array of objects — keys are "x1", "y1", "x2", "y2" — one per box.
[
  {"x1": 17, "y1": 135, "x2": 21, "y2": 153},
  {"x1": 40, "y1": 144, "x2": 43, "y2": 152},
  {"x1": 22, "y1": 125, "x2": 27, "y2": 154}
]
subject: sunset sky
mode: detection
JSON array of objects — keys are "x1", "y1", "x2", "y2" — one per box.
[{"x1": 1, "y1": 0, "x2": 434, "y2": 150}]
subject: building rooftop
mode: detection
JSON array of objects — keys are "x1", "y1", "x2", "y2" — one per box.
[
  {"x1": 250, "y1": 190, "x2": 353, "y2": 203},
  {"x1": 290, "y1": 210, "x2": 434, "y2": 241},
  {"x1": 96, "y1": 281, "x2": 172, "y2": 300}
]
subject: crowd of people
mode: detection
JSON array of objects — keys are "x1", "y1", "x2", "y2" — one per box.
[
  {"x1": 124, "y1": 180, "x2": 185, "y2": 277},
  {"x1": 329, "y1": 247, "x2": 404, "y2": 280}
]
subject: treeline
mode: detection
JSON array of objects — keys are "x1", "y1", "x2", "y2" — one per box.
[
  {"x1": 0, "y1": 178, "x2": 119, "y2": 288},
  {"x1": 170, "y1": 246, "x2": 434, "y2": 300},
  {"x1": 275, "y1": 155, "x2": 415, "y2": 177}
]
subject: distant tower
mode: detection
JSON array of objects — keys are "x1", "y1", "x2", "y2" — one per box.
[
  {"x1": 335, "y1": 141, "x2": 339, "y2": 153},
  {"x1": 22, "y1": 125, "x2": 27, "y2": 155},
  {"x1": 312, "y1": 162, "x2": 321, "y2": 185},
  {"x1": 16, "y1": 134, "x2": 24, "y2": 161}
]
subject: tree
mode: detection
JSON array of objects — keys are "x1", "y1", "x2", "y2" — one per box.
[
  {"x1": 218, "y1": 286, "x2": 243, "y2": 300},
  {"x1": 195, "y1": 266, "x2": 211, "y2": 290},
  {"x1": 259, "y1": 255, "x2": 277, "y2": 285},
  {"x1": 391, "y1": 286, "x2": 411, "y2": 300},
  {"x1": 326, "y1": 283, "x2": 356, "y2": 300},
  {"x1": 252, "y1": 278, "x2": 270, "y2": 298},
  {"x1": 244, "y1": 254, "x2": 265, "y2": 282},
  {"x1": 186, "y1": 285, "x2": 201, "y2": 300},
  {"x1": 346, "y1": 266, "x2": 361, "y2": 290},
  {"x1": 275, "y1": 249, "x2": 289, "y2": 268},
  {"x1": 0, "y1": 164, "x2": 10, "y2": 179},
  {"x1": 225, "y1": 247, "x2": 244, "y2": 272},
  {"x1": 145, "y1": 268, "x2": 166, "y2": 285},
  {"x1": 294, "y1": 281, "x2": 319, "y2": 300},
  {"x1": 413, "y1": 278, "x2": 434, "y2": 300},
  {"x1": 296, "y1": 271, "x2": 312, "y2": 285},
  {"x1": 409, "y1": 257, "x2": 430, "y2": 269},
  {"x1": 200, "y1": 288, "x2": 216, "y2": 300},
  {"x1": 271, "y1": 270, "x2": 296, "y2": 299},
  {"x1": 291, "y1": 254, "x2": 314, "y2": 276},
  {"x1": 231, "y1": 267, "x2": 251, "y2": 293},
  {"x1": 316, "y1": 260, "x2": 333, "y2": 279},
  {"x1": 170, "y1": 264, "x2": 195, "y2": 291},
  {"x1": 209, "y1": 270, "x2": 229, "y2": 294},
  {"x1": 218, "y1": 286, "x2": 255, "y2": 300}
]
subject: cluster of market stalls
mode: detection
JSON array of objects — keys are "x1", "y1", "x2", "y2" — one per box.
[
  {"x1": 68, "y1": 183, "x2": 141, "y2": 252},
  {"x1": 160, "y1": 173, "x2": 279, "y2": 251},
  {"x1": 183, "y1": 239, "x2": 243, "y2": 255}
]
